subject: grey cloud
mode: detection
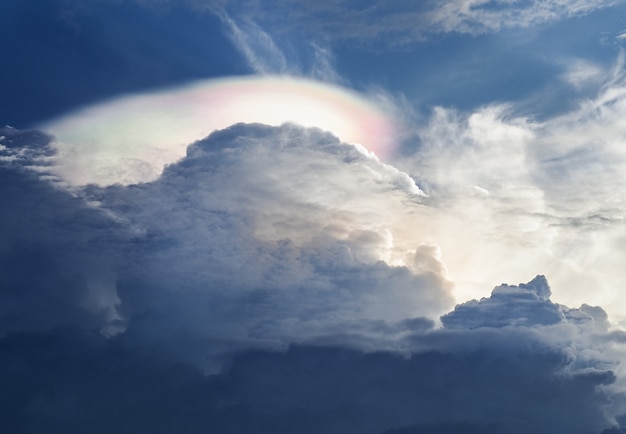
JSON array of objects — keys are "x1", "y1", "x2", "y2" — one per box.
[
  {"x1": 0, "y1": 321, "x2": 619, "y2": 434},
  {"x1": 0, "y1": 126, "x2": 55, "y2": 168},
  {"x1": 562, "y1": 303, "x2": 610, "y2": 329},
  {"x1": 0, "y1": 129, "x2": 129, "y2": 335},
  {"x1": 0, "y1": 329, "x2": 213, "y2": 434},
  {"x1": 0, "y1": 123, "x2": 450, "y2": 363},
  {"x1": 209, "y1": 330, "x2": 623, "y2": 434},
  {"x1": 441, "y1": 275, "x2": 565, "y2": 329},
  {"x1": 441, "y1": 275, "x2": 611, "y2": 331}
]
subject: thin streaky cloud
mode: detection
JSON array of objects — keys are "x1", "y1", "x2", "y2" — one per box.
[
  {"x1": 216, "y1": 9, "x2": 290, "y2": 74},
  {"x1": 203, "y1": 0, "x2": 626, "y2": 46}
]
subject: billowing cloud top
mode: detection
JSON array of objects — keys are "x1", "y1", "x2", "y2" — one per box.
[{"x1": 2, "y1": 123, "x2": 626, "y2": 434}]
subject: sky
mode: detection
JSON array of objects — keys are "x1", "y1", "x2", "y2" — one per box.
[{"x1": 4, "y1": 0, "x2": 626, "y2": 433}]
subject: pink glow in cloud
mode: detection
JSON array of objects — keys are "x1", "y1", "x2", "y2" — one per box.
[{"x1": 41, "y1": 76, "x2": 399, "y2": 186}]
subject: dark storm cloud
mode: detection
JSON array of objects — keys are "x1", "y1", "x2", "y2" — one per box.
[
  {"x1": 0, "y1": 311, "x2": 621, "y2": 434},
  {"x1": 0, "y1": 128, "x2": 129, "y2": 335},
  {"x1": 213, "y1": 341, "x2": 616, "y2": 434},
  {"x1": 0, "y1": 328, "x2": 213, "y2": 434}
]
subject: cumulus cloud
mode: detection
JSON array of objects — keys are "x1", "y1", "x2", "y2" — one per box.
[
  {"x1": 0, "y1": 123, "x2": 450, "y2": 361},
  {"x1": 3, "y1": 122, "x2": 626, "y2": 432},
  {"x1": 441, "y1": 275, "x2": 565, "y2": 329},
  {"x1": 94, "y1": 123, "x2": 451, "y2": 361}
]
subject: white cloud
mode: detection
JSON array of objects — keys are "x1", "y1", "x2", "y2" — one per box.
[
  {"x1": 397, "y1": 54, "x2": 626, "y2": 322},
  {"x1": 560, "y1": 59, "x2": 605, "y2": 90},
  {"x1": 308, "y1": 42, "x2": 345, "y2": 84},
  {"x1": 424, "y1": 0, "x2": 622, "y2": 34},
  {"x1": 118, "y1": 0, "x2": 625, "y2": 40},
  {"x1": 201, "y1": 4, "x2": 348, "y2": 84}
]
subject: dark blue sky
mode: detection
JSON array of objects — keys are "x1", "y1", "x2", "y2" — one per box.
[{"x1": 0, "y1": 0, "x2": 246, "y2": 126}]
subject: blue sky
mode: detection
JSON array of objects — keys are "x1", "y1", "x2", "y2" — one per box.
[{"x1": 4, "y1": 1, "x2": 626, "y2": 433}]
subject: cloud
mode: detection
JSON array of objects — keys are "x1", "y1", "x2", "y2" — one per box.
[
  {"x1": 204, "y1": 0, "x2": 625, "y2": 46},
  {"x1": 215, "y1": 10, "x2": 290, "y2": 74},
  {"x1": 95, "y1": 123, "x2": 450, "y2": 360},
  {"x1": 2, "y1": 273, "x2": 625, "y2": 434},
  {"x1": 0, "y1": 123, "x2": 449, "y2": 363},
  {"x1": 3, "y1": 123, "x2": 626, "y2": 432},
  {"x1": 560, "y1": 59, "x2": 606, "y2": 90},
  {"x1": 210, "y1": 337, "x2": 617, "y2": 434},
  {"x1": 441, "y1": 275, "x2": 565, "y2": 329},
  {"x1": 393, "y1": 54, "x2": 626, "y2": 320},
  {"x1": 441, "y1": 275, "x2": 612, "y2": 336},
  {"x1": 421, "y1": 0, "x2": 623, "y2": 34},
  {"x1": 182, "y1": 1, "x2": 347, "y2": 82},
  {"x1": 308, "y1": 42, "x2": 346, "y2": 84},
  {"x1": 0, "y1": 328, "x2": 213, "y2": 434},
  {"x1": 0, "y1": 129, "x2": 127, "y2": 336}
]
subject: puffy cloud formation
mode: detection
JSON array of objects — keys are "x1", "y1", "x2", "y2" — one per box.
[
  {"x1": 443, "y1": 274, "x2": 612, "y2": 331},
  {"x1": 442, "y1": 275, "x2": 565, "y2": 329},
  {"x1": 0, "y1": 123, "x2": 452, "y2": 355},
  {"x1": 2, "y1": 124, "x2": 626, "y2": 433},
  {"x1": 98, "y1": 123, "x2": 451, "y2": 360}
]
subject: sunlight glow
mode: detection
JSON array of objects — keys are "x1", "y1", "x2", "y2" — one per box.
[{"x1": 40, "y1": 76, "x2": 398, "y2": 186}]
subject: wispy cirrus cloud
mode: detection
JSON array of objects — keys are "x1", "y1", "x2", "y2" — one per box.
[
  {"x1": 215, "y1": 10, "x2": 290, "y2": 74},
  {"x1": 204, "y1": 0, "x2": 626, "y2": 46},
  {"x1": 212, "y1": 7, "x2": 347, "y2": 83}
]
